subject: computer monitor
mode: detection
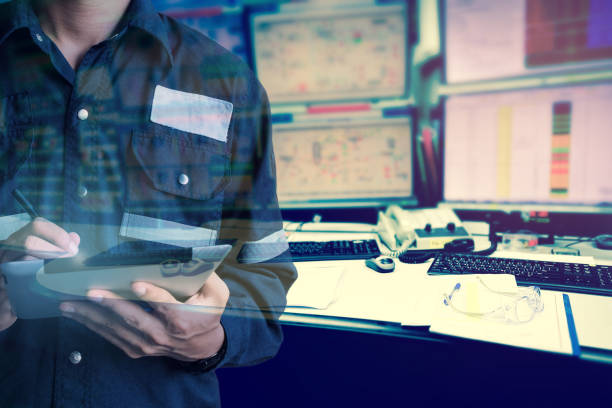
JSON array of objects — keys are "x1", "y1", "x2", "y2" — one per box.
[
  {"x1": 152, "y1": 1, "x2": 247, "y2": 60},
  {"x1": 251, "y1": 2, "x2": 409, "y2": 103},
  {"x1": 444, "y1": 0, "x2": 612, "y2": 84},
  {"x1": 443, "y1": 83, "x2": 612, "y2": 228},
  {"x1": 273, "y1": 117, "x2": 414, "y2": 208}
]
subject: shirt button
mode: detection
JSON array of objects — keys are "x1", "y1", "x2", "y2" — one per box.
[
  {"x1": 69, "y1": 351, "x2": 82, "y2": 365},
  {"x1": 77, "y1": 108, "x2": 89, "y2": 120},
  {"x1": 178, "y1": 173, "x2": 189, "y2": 186},
  {"x1": 35, "y1": 33, "x2": 43, "y2": 42},
  {"x1": 78, "y1": 185, "x2": 88, "y2": 198}
]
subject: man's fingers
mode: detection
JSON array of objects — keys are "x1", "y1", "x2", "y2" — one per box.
[
  {"x1": 86, "y1": 289, "x2": 171, "y2": 348},
  {"x1": 1, "y1": 219, "x2": 80, "y2": 260},
  {"x1": 63, "y1": 310, "x2": 145, "y2": 359},
  {"x1": 189, "y1": 272, "x2": 229, "y2": 308},
  {"x1": 132, "y1": 282, "x2": 214, "y2": 339},
  {"x1": 68, "y1": 232, "x2": 80, "y2": 247},
  {"x1": 28, "y1": 218, "x2": 78, "y2": 254},
  {"x1": 132, "y1": 282, "x2": 179, "y2": 310},
  {"x1": 21, "y1": 235, "x2": 69, "y2": 258},
  {"x1": 61, "y1": 300, "x2": 168, "y2": 357}
]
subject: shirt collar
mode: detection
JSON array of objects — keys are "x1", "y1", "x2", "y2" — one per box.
[
  {"x1": 0, "y1": 0, "x2": 41, "y2": 45},
  {"x1": 122, "y1": 0, "x2": 174, "y2": 66},
  {"x1": 0, "y1": 0, "x2": 174, "y2": 66}
]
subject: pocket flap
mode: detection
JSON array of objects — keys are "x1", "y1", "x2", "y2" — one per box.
[
  {"x1": 0, "y1": 93, "x2": 32, "y2": 128},
  {"x1": 130, "y1": 128, "x2": 229, "y2": 201}
]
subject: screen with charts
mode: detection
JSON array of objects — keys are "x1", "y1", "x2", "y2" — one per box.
[
  {"x1": 273, "y1": 118, "x2": 413, "y2": 207},
  {"x1": 445, "y1": 0, "x2": 612, "y2": 83},
  {"x1": 251, "y1": 3, "x2": 408, "y2": 103},
  {"x1": 443, "y1": 84, "x2": 612, "y2": 207}
]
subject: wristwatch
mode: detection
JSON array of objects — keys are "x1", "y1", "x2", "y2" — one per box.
[{"x1": 178, "y1": 329, "x2": 228, "y2": 373}]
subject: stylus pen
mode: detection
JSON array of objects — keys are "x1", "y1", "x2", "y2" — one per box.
[{"x1": 12, "y1": 188, "x2": 40, "y2": 219}]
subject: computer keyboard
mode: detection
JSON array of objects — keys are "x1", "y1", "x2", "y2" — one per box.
[
  {"x1": 288, "y1": 240, "x2": 381, "y2": 262},
  {"x1": 428, "y1": 253, "x2": 612, "y2": 296}
]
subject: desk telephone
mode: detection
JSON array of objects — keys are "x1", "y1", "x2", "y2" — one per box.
[{"x1": 376, "y1": 206, "x2": 471, "y2": 253}]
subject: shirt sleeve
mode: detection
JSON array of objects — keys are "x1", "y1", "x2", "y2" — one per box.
[{"x1": 214, "y1": 76, "x2": 297, "y2": 368}]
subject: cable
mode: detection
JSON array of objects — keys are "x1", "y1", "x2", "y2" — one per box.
[
  {"x1": 563, "y1": 238, "x2": 595, "y2": 248},
  {"x1": 375, "y1": 236, "x2": 414, "y2": 258}
]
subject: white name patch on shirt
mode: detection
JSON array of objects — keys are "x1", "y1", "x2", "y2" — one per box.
[
  {"x1": 119, "y1": 212, "x2": 217, "y2": 248},
  {"x1": 150, "y1": 85, "x2": 233, "y2": 143}
]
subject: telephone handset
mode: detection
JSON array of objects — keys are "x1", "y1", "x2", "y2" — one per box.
[{"x1": 376, "y1": 205, "x2": 417, "y2": 254}]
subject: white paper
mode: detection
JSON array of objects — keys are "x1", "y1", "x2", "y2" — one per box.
[
  {"x1": 286, "y1": 264, "x2": 345, "y2": 310},
  {"x1": 120, "y1": 212, "x2": 217, "y2": 247},
  {"x1": 429, "y1": 277, "x2": 573, "y2": 355},
  {"x1": 568, "y1": 292, "x2": 612, "y2": 351},
  {"x1": 283, "y1": 259, "x2": 422, "y2": 324}
]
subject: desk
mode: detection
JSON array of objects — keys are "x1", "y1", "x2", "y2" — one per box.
[
  {"x1": 280, "y1": 226, "x2": 612, "y2": 357},
  {"x1": 217, "y1": 225, "x2": 612, "y2": 407}
]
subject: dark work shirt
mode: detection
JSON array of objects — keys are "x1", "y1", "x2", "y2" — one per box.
[{"x1": 0, "y1": 0, "x2": 296, "y2": 406}]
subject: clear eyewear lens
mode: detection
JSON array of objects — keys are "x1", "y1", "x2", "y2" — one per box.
[{"x1": 443, "y1": 280, "x2": 544, "y2": 324}]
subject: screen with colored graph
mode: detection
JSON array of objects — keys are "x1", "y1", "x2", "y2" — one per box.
[
  {"x1": 443, "y1": 84, "x2": 612, "y2": 206},
  {"x1": 251, "y1": 3, "x2": 408, "y2": 103},
  {"x1": 445, "y1": 0, "x2": 612, "y2": 83},
  {"x1": 273, "y1": 118, "x2": 413, "y2": 207}
]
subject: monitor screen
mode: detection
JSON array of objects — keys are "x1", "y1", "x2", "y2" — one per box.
[
  {"x1": 444, "y1": 0, "x2": 612, "y2": 84},
  {"x1": 251, "y1": 3, "x2": 409, "y2": 103},
  {"x1": 443, "y1": 83, "x2": 612, "y2": 209},
  {"x1": 273, "y1": 117, "x2": 414, "y2": 208},
  {"x1": 152, "y1": 1, "x2": 248, "y2": 60}
]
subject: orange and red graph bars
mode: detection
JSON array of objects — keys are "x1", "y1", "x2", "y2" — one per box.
[{"x1": 550, "y1": 101, "x2": 571, "y2": 197}]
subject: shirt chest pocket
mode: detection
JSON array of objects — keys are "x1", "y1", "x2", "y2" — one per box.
[{"x1": 124, "y1": 126, "x2": 230, "y2": 246}]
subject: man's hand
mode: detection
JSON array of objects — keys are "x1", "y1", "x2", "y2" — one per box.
[
  {"x1": 0, "y1": 274, "x2": 16, "y2": 331},
  {"x1": 0, "y1": 218, "x2": 80, "y2": 263},
  {"x1": 59, "y1": 272, "x2": 230, "y2": 361},
  {"x1": 0, "y1": 218, "x2": 80, "y2": 331}
]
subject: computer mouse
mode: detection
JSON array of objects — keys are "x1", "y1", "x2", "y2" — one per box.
[
  {"x1": 594, "y1": 234, "x2": 612, "y2": 250},
  {"x1": 365, "y1": 256, "x2": 395, "y2": 273}
]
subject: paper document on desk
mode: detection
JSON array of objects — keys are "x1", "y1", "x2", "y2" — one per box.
[
  {"x1": 428, "y1": 275, "x2": 574, "y2": 355},
  {"x1": 567, "y1": 292, "x2": 612, "y2": 351},
  {"x1": 285, "y1": 264, "x2": 345, "y2": 310}
]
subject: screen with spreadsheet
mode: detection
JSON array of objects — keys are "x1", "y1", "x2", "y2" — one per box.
[
  {"x1": 443, "y1": 84, "x2": 612, "y2": 207},
  {"x1": 444, "y1": 0, "x2": 612, "y2": 83},
  {"x1": 273, "y1": 118, "x2": 413, "y2": 207},
  {"x1": 251, "y1": 3, "x2": 409, "y2": 103}
]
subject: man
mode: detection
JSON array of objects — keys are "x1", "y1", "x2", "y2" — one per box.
[{"x1": 0, "y1": 0, "x2": 296, "y2": 406}]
